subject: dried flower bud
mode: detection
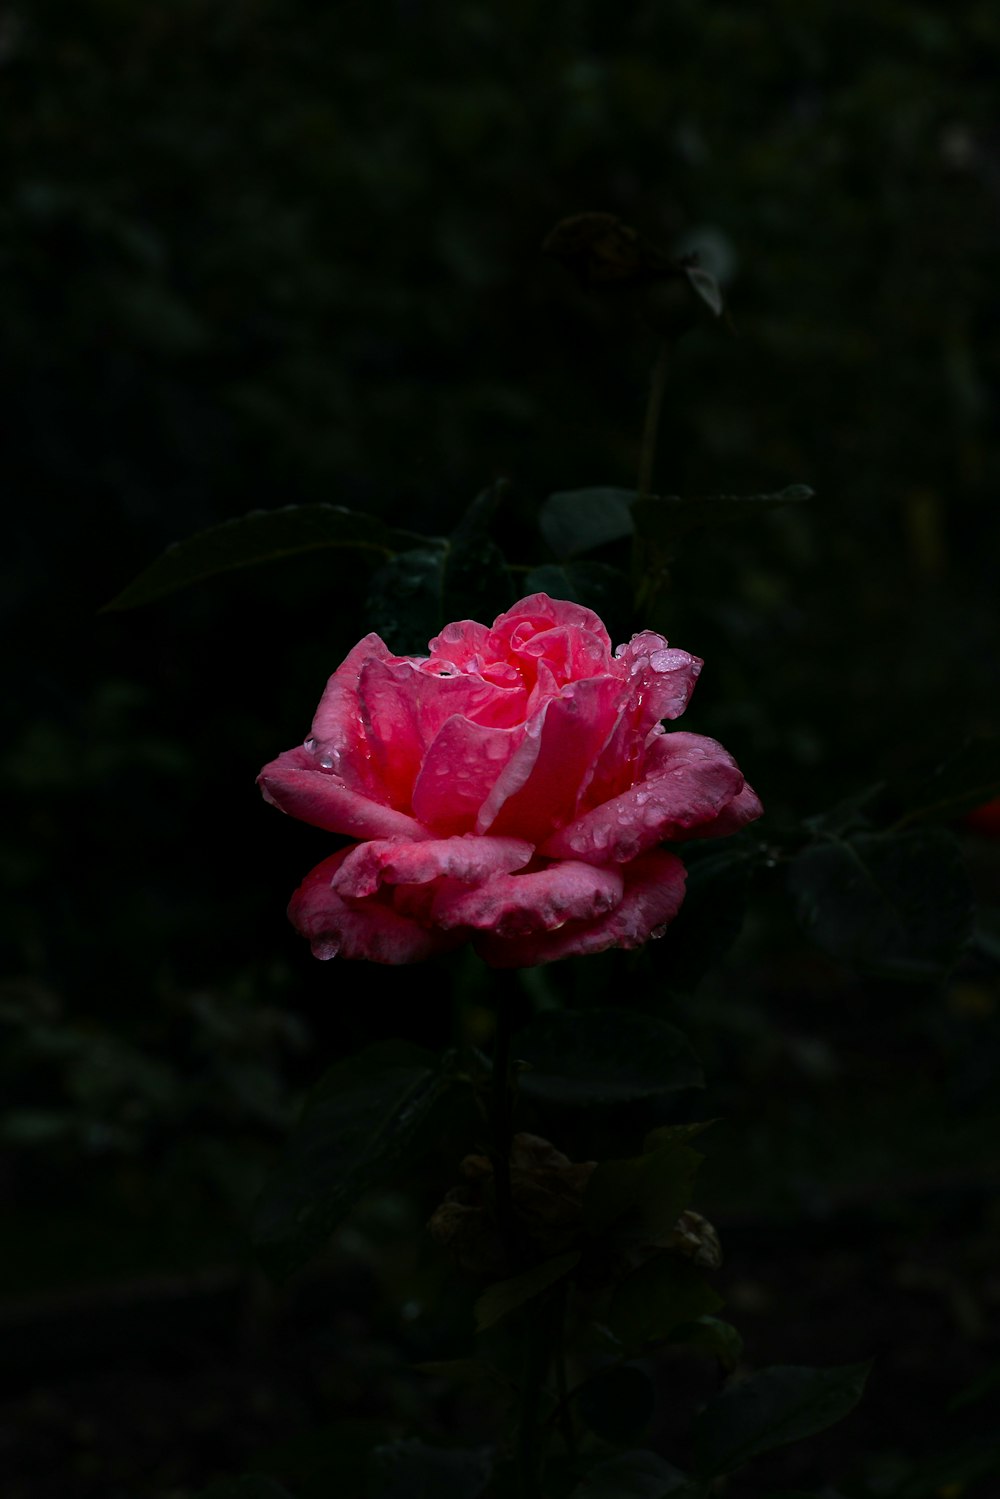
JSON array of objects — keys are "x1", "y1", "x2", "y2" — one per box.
[
  {"x1": 427, "y1": 1133, "x2": 596, "y2": 1275},
  {"x1": 660, "y1": 1208, "x2": 723, "y2": 1270}
]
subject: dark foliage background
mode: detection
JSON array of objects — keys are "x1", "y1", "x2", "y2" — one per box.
[{"x1": 3, "y1": 2, "x2": 999, "y2": 1496}]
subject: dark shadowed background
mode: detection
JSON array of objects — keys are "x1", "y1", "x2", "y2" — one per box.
[{"x1": 3, "y1": 2, "x2": 999, "y2": 1496}]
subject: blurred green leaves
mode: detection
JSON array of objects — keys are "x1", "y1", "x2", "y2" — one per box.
[
  {"x1": 570, "y1": 1449, "x2": 694, "y2": 1498},
  {"x1": 609, "y1": 1255, "x2": 723, "y2": 1347},
  {"x1": 890, "y1": 735, "x2": 1000, "y2": 829},
  {"x1": 473, "y1": 1249, "x2": 581, "y2": 1332},
  {"x1": 103, "y1": 505, "x2": 425, "y2": 611},
  {"x1": 538, "y1": 487, "x2": 636, "y2": 559},
  {"x1": 693, "y1": 1361, "x2": 872, "y2": 1479},
  {"x1": 790, "y1": 827, "x2": 974, "y2": 981},
  {"x1": 583, "y1": 1136, "x2": 703, "y2": 1240},
  {"x1": 253, "y1": 1041, "x2": 458, "y2": 1281},
  {"x1": 514, "y1": 1007, "x2": 703, "y2": 1106},
  {"x1": 366, "y1": 484, "x2": 514, "y2": 651}
]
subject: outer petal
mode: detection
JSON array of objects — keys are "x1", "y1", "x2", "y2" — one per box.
[
  {"x1": 681, "y1": 781, "x2": 763, "y2": 839},
  {"x1": 288, "y1": 852, "x2": 455, "y2": 964},
  {"x1": 411, "y1": 716, "x2": 522, "y2": 835},
  {"x1": 311, "y1": 632, "x2": 393, "y2": 737},
  {"x1": 587, "y1": 635, "x2": 703, "y2": 801},
  {"x1": 258, "y1": 747, "x2": 432, "y2": 841},
  {"x1": 307, "y1": 632, "x2": 393, "y2": 797},
  {"x1": 538, "y1": 732, "x2": 747, "y2": 864},
  {"x1": 476, "y1": 676, "x2": 624, "y2": 843},
  {"x1": 332, "y1": 834, "x2": 534, "y2": 898},
  {"x1": 614, "y1": 632, "x2": 702, "y2": 726},
  {"x1": 477, "y1": 849, "x2": 687, "y2": 967},
  {"x1": 432, "y1": 860, "x2": 624, "y2": 935}
]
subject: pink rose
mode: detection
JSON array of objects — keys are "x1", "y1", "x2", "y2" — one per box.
[{"x1": 257, "y1": 594, "x2": 761, "y2": 967}]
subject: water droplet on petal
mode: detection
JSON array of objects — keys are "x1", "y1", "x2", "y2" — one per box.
[
  {"x1": 303, "y1": 736, "x2": 317, "y2": 751},
  {"x1": 650, "y1": 924, "x2": 668, "y2": 940}
]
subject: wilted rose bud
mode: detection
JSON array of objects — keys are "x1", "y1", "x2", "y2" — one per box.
[
  {"x1": 543, "y1": 213, "x2": 725, "y2": 339},
  {"x1": 427, "y1": 1133, "x2": 596, "y2": 1275},
  {"x1": 659, "y1": 1208, "x2": 723, "y2": 1270}
]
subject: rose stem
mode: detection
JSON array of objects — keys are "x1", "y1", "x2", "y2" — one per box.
[
  {"x1": 637, "y1": 337, "x2": 670, "y2": 498},
  {"x1": 489, "y1": 975, "x2": 516, "y2": 1261}
]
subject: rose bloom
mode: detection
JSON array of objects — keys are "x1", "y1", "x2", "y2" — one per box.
[{"x1": 257, "y1": 594, "x2": 761, "y2": 967}]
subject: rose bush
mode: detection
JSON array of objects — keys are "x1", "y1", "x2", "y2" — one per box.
[{"x1": 258, "y1": 593, "x2": 761, "y2": 966}]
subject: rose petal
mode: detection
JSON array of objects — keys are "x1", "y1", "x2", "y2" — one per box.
[
  {"x1": 289, "y1": 852, "x2": 455, "y2": 964},
  {"x1": 411, "y1": 715, "x2": 522, "y2": 835},
  {"x1": 426, "y1": 619, "x2": 496, "y2": 672},
  {"x1": 539, "y1": 731, "x2": 748, "y2": 864},
  {"x1": 587, "y1": 635, "x2": 703, "y2": 800},
  {"x1": 258, "y1": 747, "x2": 431, "y2": 841},
  {"x1": 681, "y1": 780, "x2": 763, "y2": 839},
  {"x1": 311, "y1": 632, "x2": 392, "y2": 737},
  {"x1": 332, "y1": 834, "x2": 534, "y2": 898},
  {"x1": 491, "y1": 594, "x2": 613, "y2": 657},
  {"x1": 476, "y1": 676, "x2": 624, "y2": 842},
  {"x1": 304, "y1": 632, "x2": 395, "y2": 795},
  {"x1": 477, "y1": 849, "x2": 687, "y2": 967},
  {"x1": 358, "y1": 657, "x2": 515, "y2": 807},
  {"x1": 432, "y1": 860, "x2": 625, "y2": 935},
  {"x1": 514, "y1": 623, "x2": 614, "y2": 687}
]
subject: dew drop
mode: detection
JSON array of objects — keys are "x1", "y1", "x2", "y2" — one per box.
[
  {"x1": 303, "y1": 735, "x2": 317, "y2": 751},
  {"x1": 650, "y1": 924, "x2": 668, "y2": 940},
  {"x1": 649, "y1": 649, "x2": 678, "y2": 673}
]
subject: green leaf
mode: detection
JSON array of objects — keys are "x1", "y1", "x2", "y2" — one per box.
[
  {"x1": 515, "y1": 1008, "x2": 703, "y2": 1106},
  {"x1": 892, "y1": 735, "x2": 1000, "y2": 829},
  {"x1": 789, "y1": 828, "x2": 974, "y2": 982},
  {"x1": 474, "y1": 1249, "x2": 581, "y2": 1332},
  {"x1": 102, "y1": 504, "x2": 424, "y2": 610},
  {"x1": 253, "y1": 1042, "x2": 453, "y2": 1280},
  {"x1": 610, "y1": 1255, "x2": 723, "y2": 1347},
  {"x1": 365, "y1": 488, "x2": 513, "y2": 651},
  {"x1": 632, "y1": 485, "x2": 811, "y2": 550},
  {"x1": 576, "y1": 1364, "x2": 656, "y2": 1445},
  {"x1": 583, "y1": 1141, "x2": 702, "y2": 1240},
  {"x1": 442, "y1": 482, "x2": 514, "y2": 624},
  {"x1": 641, "y1": 1121, "x2": 717, "y2": 1153},
  {"x1": 539, "y1": 487, "x2": 636, "y2": 559},
  {"x1": 655, "y1": 839, "x2": 758, "y2": 992},
  {"x1": 368, "y1": 1439, "x2": 494, "y2": 1499},
  {"x1": 365, "y1": 545, "x2": 448, "y2": 653},
  {"x1": 197, "y1": 1480, "x2": 294, "y2": 1499},
  {"x1": 571, "y1": 1449, "x2": 694, "y2": 1498},
  {"x1": 693, "y1": 1361, "x2": 872, "y2": 1478},
  {"x1": 669, "y1": 1316, "x2": 743, "y2": 1370},
  {"x1": 523, "y1": 562, "x2": 631, "y2": 635}
]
